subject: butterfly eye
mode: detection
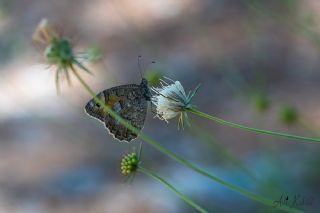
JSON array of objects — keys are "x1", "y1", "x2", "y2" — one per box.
[{"x1": 95, "y1": 102, "x2": 101, "y2": 107}]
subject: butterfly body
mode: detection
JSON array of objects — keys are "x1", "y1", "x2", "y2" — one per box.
[{"x1": 85, "y1": 78, "x2": 151, "y2": 142}]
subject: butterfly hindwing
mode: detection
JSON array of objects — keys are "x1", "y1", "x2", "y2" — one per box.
[
  {"x1": 84, "y1": 91, "x2": 107, "y2": 122},
  {"x1": 103, "y1": 85, "x2": 148, "y2": 142},
  {"x1": 84, "y1": 79, "x2": 151, "y2": 142}
]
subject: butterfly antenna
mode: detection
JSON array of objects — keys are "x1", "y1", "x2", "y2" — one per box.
[
  {"x1": 144, "y1": 60, "x2": 156, "y2": 76},
  {"x1": 138, "y1": 55, "x2": 143, "y2": 79},
  {"x1": 147, "y1": 60, "x2": 156, "y2": 70},
  {"x1": 138, "y1": 56, "x2": 156, "y2": 79}
]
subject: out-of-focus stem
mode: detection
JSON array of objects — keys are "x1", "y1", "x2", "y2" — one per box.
[
  {"x1": 138, "y1": 166, "x2": 208, "y2": 213},
  {"x1": 189, "y1": 108, "x2": 320, "y2": 143}
]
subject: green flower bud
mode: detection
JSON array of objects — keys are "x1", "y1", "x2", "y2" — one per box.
[
  {"x1": 120, "y1": 152, "x2": 139, "y2": 176},
  {"x1": 280, "y1": 105, "x2": 299, "y2": 125},
  {"x1": 253, "y1": 93, "x2": 270, "y2": 112}
]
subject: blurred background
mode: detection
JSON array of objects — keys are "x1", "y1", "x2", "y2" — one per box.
[{"x1": 0, "y1": 0, "x2": 320, "y2": 212}]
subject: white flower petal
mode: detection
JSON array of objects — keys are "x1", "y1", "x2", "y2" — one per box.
[{"x1": 152, "y1": 79, "x2": 189, "y2": 121}]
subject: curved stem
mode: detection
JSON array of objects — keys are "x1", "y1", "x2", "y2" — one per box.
[
  {"x1": 138, "y1": 166, "x2": 208, "y2": 213},
  {"x1": 70, "y1": 64, "x2": 133, "y2": 132},
  {"x1": 188, "y1": 121, "x2": 258, "y2": 182},
  {"x1": 189, "y1": 108, "x2": 320, "y2": 143},
  {"x1": 70, "y1": 65, "x2": 302, "y2": 213}
]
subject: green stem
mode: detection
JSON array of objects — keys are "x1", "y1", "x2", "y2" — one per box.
[
  {"x1": 189, "y1": 108, "x2": 320, "y2": 143},
  {"x1": 138, "y1": 166, "x2": 208, "y2": 213},
  {"x1": 70, "y1": 64, "x2": 133, "y2": 130},
  {"x1": 70, "y1": 65, "x2": 302, "y2": 213},
  {"x1": 188, "y1": 122, "x2": 258, "y2": 182}
]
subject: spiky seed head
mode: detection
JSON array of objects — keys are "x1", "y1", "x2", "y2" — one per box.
[{"x1": 120, "y1": 152, "x2": 139, "y2": 176}]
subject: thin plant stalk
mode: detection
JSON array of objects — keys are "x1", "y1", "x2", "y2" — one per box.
[
  {"x1": 188, "y1": 121, "x2": 258, "y2": 182},
  {"x1": 189, "y1": 108, "x2": 320, "y2": 143},
  {"x1": 69, "y1": 65, "x2": 303, "y2": 213},
  {"x1": 138, "y1": 166, "x2": 208, "y2": 213},
  {"x1": 246, "y1": 1, "x2": 320, "y2": 51}
]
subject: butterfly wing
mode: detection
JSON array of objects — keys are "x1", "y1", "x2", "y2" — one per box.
[
  {"x1": 84, "y1": 89, "x2": 109, "y2": 122},
  {"x1": 85, "y1": 84, "x2": 148, "y2": 142}
]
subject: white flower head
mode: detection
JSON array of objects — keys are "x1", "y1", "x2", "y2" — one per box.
[{"x1": 151, "y1": 77, "x2": 201, "y2": 129}]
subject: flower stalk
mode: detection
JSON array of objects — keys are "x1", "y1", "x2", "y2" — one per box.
[
  {"x1": 188, "y1": 108, "x2": 320, "y2": 143},
  {"x1": 120, "y1": 148, "x2": 207, "y2": 212},
  {"x1": 188, "y1": 121, "x2": 258, "y2": 182},
  {"x1": 152, "y1": 77, "x2": 320, "y2": 143},
  {"x1": 138, "y1": 166, "x2": 208, "y2": 213}
]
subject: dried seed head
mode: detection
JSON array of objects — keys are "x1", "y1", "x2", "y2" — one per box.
[
  {"x1": 45, "y1": 38, "x2": 74, "y2": 68},
  {"x1": 32, "y1": 18, "x2": 58, "y2": 45},
  {"x1": 32, "y1": 18, "x2": 92, "y2": 93}
]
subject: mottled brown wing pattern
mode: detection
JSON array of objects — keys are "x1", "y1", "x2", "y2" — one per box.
[
  {"x1": 84, "y1": 84, "x2": 139, "y2": 122},
  {"x1": 84, "y1": 82, "x2": 149, "y2": 142},
  {"x1": 84, "y1": 90, "x2": 109, "y2": 122},
  {"x1": 103, "y1": 85, "x2": 148, "y2": 142}
]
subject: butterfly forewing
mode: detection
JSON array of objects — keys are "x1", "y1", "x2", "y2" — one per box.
[{"x1": 84, "y1": 79, "x2": 150, "y2": 142}]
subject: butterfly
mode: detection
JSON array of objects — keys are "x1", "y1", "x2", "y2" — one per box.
[{"x1": 84, "y1": 78, "x2": 151, "y2": 142}]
